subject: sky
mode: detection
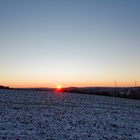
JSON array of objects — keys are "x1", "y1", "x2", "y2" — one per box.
[{"x1": 0, "y1": 0, "x2": 140, "y2": 88}]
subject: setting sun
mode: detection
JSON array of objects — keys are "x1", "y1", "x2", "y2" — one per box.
[
  {"x1": 55, "y1": 85, "x2": 63, "y2": 92},
  {"x1": 56, "y1": 85, "x2": 62, "y2": 90}
]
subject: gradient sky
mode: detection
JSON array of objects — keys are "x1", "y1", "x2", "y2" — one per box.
[{"x1": 0, "y1": 0, "x2": 140, "y2": 87}]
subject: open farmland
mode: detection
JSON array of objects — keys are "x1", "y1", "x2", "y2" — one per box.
[{"x1": 0, "y1": 89, "x2": 140, "y2": 140}]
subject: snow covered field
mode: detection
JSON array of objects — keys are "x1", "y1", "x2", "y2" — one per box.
[{"x1": 0, "y1": 89, "x2": 140, "y2": 140}]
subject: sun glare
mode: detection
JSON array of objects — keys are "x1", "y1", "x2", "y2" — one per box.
[{"x1": 57, "y1": 85, "x2": 62, "y2": 90}]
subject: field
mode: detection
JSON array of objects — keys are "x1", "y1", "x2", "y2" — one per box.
[{"x1": 0, "y1": 89, "x2": 140, "y2": 140}]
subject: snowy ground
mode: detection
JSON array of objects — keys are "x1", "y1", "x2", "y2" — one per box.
[{"x1": 0, "y1": 89, "x2": 140, "y2": 140}]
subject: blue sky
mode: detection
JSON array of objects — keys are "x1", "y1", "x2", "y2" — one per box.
[{"x1": 0, "y1": 0, "x2": 140, "y2": 87}]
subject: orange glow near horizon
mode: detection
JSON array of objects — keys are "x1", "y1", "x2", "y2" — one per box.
[{"x1": 1, "y1": 80, "x2": 139, "y2": 88}]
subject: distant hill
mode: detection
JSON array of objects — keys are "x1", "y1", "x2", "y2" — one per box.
[
  {"x1": 63, "y1": 87, "x2": 140, "y2": 100},
  {"x1": 0, "y1": 85, "x2": 10, "y2": 89},
  {"x1": 1, "y1": 86, "x2": 140, "y2": 100}
]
